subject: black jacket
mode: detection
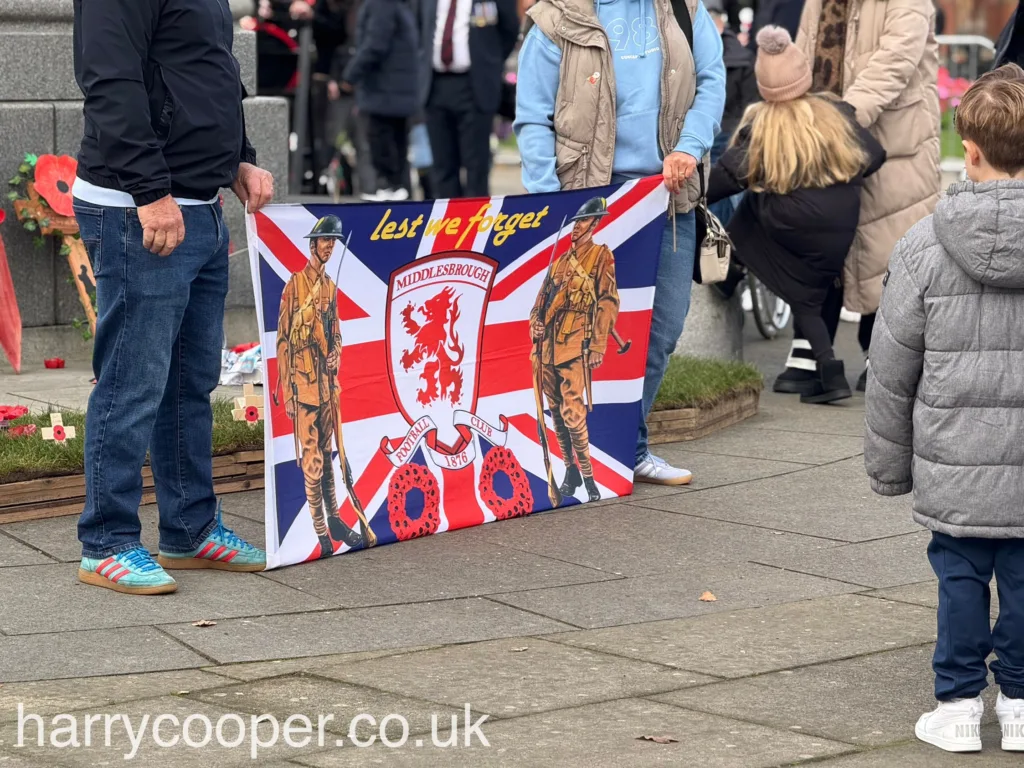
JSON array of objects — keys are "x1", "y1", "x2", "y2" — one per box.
[
  {"x1": 417, "y1": 0, "x2": 519, "y2": 114},
  {"x1": 343, "y1": 0, "x2": 420, "y2": 117},
  {"x1": 996, "y1": 4, "x2": 1024, "y2": 68},
  {"x1": 721, "y1": 30, "x2": 759, "y2": 140},
  {"x1": 708, "y1": 102, "x2": 886, "y2": 313},
  {"x1": 73, "y1": 0, "x2": 255, "y2": 206}
]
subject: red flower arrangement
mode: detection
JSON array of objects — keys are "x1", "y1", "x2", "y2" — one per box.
[
  {"x1": 33, "y1": 154, "x2": 78, "y2": 218},
  {"x1": 388, "y1": 464, "x2": 441, "y2": 541},
  {"x1": 8, "y1": 424, "x2": 37, "y2": 438},
  {"x1": 479, "y1": 447, "x2": 534, "y2": 519},
  {"x1": 0, "y1": 405, "x2": 28, "y2": 421}
]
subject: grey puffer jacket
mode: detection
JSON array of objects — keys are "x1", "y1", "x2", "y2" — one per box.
[{"x1": 865, "y1": 180, "x2": 1024, "y2": 539}]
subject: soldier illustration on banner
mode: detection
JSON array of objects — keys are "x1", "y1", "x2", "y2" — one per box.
[
  {"x1": 531, "y1": 197, "x2": 622, "y2": 505},
  {"x1": 276, "y1": 214, "x2": 377, "y2": 559}
]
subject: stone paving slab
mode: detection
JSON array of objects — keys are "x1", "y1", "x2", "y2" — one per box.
[
  {"x1": 293, "y1": 698, "x2": 853, "y2": 767},
  {"x1": 634, "y1": 449, "x2": 811, "y2": 492},
  {"x1": 667, "y1": 423, "x2": 865, "y2": 466},
  {"x1": 189, "y1": 674, "x2": 462, "y2": 739},
  {"x1": 0, "y1": 564, "x2": 328, "y2": 635},
  {"x1": 547, "y1": 594, "x2": 937, "y2": 678},
  {"x1": 1, "y1": 509, "x2": 262, "y2": 564},
  {"x1": 2, "y1": 695, "x2": 321, "y2": 767},
  {"x1": 219, "y1": 490, "x2": 267, "y2": 523},
  {"x1": 456, "y1": 504, "x2": 837, "y2": 577},
  {"x1": 0, "y1": 533, "x2": 53, "y2": 568},
  {"x1": 746, "y1": 392, "x2": 866, "y2": 436},
  {"x1": 868, "y1": 580, "x2": 1000, "y2": 619},
  {"x1": 652, "y1": 646, "x2": 1000, "y2": 748},
  {"x1": 205, "y1": 647, "x2": 439, "y2": 683},
  {"x1": 755, "y1": 532, "x2": 935, "y2": 589},
  {"x1": 260, "y1": 535, "x2": 618, "y2": 607},
  {"x1": 810, "y1": 725, "x2": 1014, "y2": 766},
  {"x1": 637, "y1": 458, "x2": 918, "y2": 543},
  {"x1": 0, "y1": 627, "x2": 207, "y2": 683},
  {"x1": 159, "y1": 598, "x2": 573, "y2": 664},
  {"x1": 318, "y1": 637, "x2": 712, "y2": 719},
  {"x1": 0, "y1": 670, "x2": 228, "y2": 723},
  {"x1": 487, "y1": 561, "x2": 860, "y2": 628}
]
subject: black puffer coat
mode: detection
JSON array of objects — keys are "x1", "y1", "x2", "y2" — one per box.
[
  {"x1": 342, "y1": 0, "x2": 419, "y2": 118},
  {"x1": 707, "y1": 102, "x2": 886, "y2": 313}
]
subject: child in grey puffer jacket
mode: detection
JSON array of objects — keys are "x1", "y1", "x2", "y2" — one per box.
[{"x1": 865, "y1": 65, "x2": 1024, "y2": 755}]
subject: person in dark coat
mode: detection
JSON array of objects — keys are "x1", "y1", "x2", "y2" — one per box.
[
  {"x1": 995, "y1": 3, "x2": 1024, "y2": 68},
  {"x1": 706, "y1": 0, "x2": 759, "y2": 224},
  {"x1": 748, "y1": 0, "x2": 805, "y2": 54},
  {"x1": 341, "y1": 0, "x2": 420, "y2": 200},
  {"x1": 709, "y1": 27, "x2": 885, "y2": 404}
]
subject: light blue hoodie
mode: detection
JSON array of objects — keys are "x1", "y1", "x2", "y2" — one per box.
[{"x1": 514, "y1": 0, "x2": 726, "y2": 194}]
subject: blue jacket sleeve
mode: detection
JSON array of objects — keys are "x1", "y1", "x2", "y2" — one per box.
[
  {"x1": 675, "y1": 3, "x2": 726, "y2": 159},
  {"x1": 76, "y1": 0, "x2": 171, "y2": 206},
  {"x1": 513, "y1": 26, "x2": 563, "y2": 194}
]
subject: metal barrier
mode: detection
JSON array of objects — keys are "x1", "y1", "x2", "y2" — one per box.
[{"x1": 936, "y1": 34, "x2": 996, "y2": 81}]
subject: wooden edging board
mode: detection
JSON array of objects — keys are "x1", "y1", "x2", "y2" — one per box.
[{"x1": 647, "y1": 389, "x2": 760, "y2": 445}]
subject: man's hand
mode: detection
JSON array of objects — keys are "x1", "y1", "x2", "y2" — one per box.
[
  {"x1": 232, "y1": 163, "x2": 275, "y2": 213},
  {"x1": 589, "y1": 351, "x2": 604, "y2": 370},
  {"x1": 327, "y1": 80, "x2": 341, "y2": 101},
  {"x1": 327, "y1": 348, "x2": 340, "y2": 372},
  {"x1": 531, "y1": 320, "x2": 545, "y2": 341},
  {"x1": 289, "y1": 0, "x2": 313, "y2": 20},
  {"x1": 285, "y1": 398, "x2": 295, "y2": 420},
  {"x1": 663, "y1": 152, "x2": 698, "y2": 195},
  {"x1": 138, "y1": 196, "x2": 185, "y2": 257}
]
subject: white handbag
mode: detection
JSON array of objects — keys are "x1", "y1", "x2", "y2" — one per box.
[{"x1": 692, "y1": 163, "x2": 733, "y2": 285}]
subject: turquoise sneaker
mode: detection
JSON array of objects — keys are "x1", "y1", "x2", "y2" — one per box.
[
  {"x1": 79, "y1": 548, "x2": 177, "y2": 595},
  {"x1": 157, "y1": 501, "x2": 266, "y2": 572}
]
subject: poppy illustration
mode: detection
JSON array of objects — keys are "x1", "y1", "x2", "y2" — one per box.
[
  {"x1": 245, "y1": 405, "x2": 260, "y2": 423},
  {"x1": 34, "y1": 154, "x2": 78, "y2": 217}
]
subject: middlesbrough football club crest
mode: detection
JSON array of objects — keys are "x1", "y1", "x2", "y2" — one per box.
[{"x1": 383, "y1": 251, "x2": 508, "y2": 470}]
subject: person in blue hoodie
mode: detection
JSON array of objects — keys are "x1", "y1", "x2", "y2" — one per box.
[{"x1": 515, "y1": 0, "x2": 726, "y2": 486}]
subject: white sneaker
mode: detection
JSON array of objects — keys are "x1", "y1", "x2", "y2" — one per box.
[
  {"x1": 740, "y1": 287, "x2": 752, "y2": 312},
  {"x1": 377, "y1": 187, "x2": 409, "y2": 201},
  {"x1": 840, "y1": 308, "x2": 861, "y2": 323},
  {"x1": 997, "y1": 692, "x2": 1024, "y2": 751},
  {"x1": 915, "y1": 697, "x2": 983, "y2": 753},
  {"x1": 634, "y1": 453, "x2": 692, "y2": 486},
  {"x1": 360, "y1": 190, "x2": 383, "y2": 201}
]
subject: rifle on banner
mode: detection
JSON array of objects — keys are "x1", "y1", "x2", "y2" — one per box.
[
  {"x1": 532, "y1": 216, "x2": 567, "y2": 509},
  {"x1": 610, "y1": 327, "x2": 631, "y2": 354},
  {"x1": 273, "y1": 289, "x2": 303, "y2": 467},
  {"x1": 326, "y1": 233, "x2": 377, "y2": 547}
]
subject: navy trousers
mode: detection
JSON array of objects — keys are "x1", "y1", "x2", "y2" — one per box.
[{"x1": 928, "y1": 532, "x2": 1024, "y2": 701}]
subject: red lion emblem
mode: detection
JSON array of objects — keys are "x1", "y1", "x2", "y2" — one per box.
[{"x1": 400, "y1": 287, "x2": 466, "y2": 405}]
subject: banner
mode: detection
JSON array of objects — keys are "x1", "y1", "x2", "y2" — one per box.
[{"x1": 248, "y1": 178, "x2": 669, "y2": 569}]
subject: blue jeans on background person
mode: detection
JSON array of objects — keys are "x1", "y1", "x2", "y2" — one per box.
[
  {"x1": 636, "y1": 211, "x2": 697, "y2": 464},
  {"x1": 74, "y1": 200, "x2": 229, "y2": 558},
  {"x1": 708, "y1": 128, "x2": 738, "y2": 225},
  {"x1": 928, "y1": 532, "x2": 1024, "y2": 701}
]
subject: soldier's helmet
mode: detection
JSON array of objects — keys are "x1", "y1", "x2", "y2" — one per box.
[
  {"x1": 570, "y1": 197, "x2": 610, "y2": 222},
  {"x1": 304, "y1": 215, "x2": 345, "y2": 239}
]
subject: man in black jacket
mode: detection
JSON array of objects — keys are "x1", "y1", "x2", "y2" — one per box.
[
  {"x1": 72, "y1": 0, "x2": 274, "y2": 595},
  {"x1": 996, "y1": 3, "x2": 1024, "y2": 69},
  {"x1": 418, "y1": 0, "x2": 519, "y2": 198}
]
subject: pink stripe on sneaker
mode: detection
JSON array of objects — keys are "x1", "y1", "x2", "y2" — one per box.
[
  {"x1": 100, "y1": 562, "x2": 120, "y2": 577},
  {"x1": 97, "y1": 557, "x2": 115, "y2": 573},
  {"x1": 207, "y1": 545, "x2": 227, "y2": 561},
  {"x1": 197, "y1": 542, "x2": 217, "y2": 558},
  {"x1": 220, "y1": 550, "x2": 239, "y2": 562},
  {"x1": 110, "y1": 568, "x2": 130, "y2": 583}
]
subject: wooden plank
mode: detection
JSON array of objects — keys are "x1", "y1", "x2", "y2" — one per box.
[
  {"x1": 233, "y1": 450, "x2": 265, "y2": 464},
  {"x1": 649, "y1": 391, "x2": 760, "y2": 445}
]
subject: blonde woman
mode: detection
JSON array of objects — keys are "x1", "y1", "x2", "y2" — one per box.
[{"x1": 708, "y1": 26, "x2": 885, "y2": 404}]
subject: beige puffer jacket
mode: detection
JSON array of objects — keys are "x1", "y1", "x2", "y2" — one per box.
[{"x1": 797, "y1": 0, "x2": 941, "y2": 315}]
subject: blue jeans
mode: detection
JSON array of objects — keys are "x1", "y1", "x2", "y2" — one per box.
[
  {"x1": 929, "y1": 532, "x2": 1024, "y2": 701},
  {"x1": 74, "y1": 200, "x2": 228, "y2": 558},
  {"x1": 636, "y1": 212, "x2": 696, "y2": 463}
]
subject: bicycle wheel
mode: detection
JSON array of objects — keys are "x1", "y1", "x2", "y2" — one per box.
[{"x1": 747, "y1": 274, "x2": 792, "y2": 340}]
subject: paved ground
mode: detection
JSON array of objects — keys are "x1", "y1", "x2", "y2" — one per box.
[{"x1": 1, "y1": 323, "x2": 1007, "y2": 766}]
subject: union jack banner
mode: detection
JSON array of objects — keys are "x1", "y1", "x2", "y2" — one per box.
[{"x1": 247, "y1": 177, "x2": 669, "y2": 569}]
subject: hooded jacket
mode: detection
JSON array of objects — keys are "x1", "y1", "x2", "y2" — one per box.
[
  {"x1": 342, "y1": 0, "x2": 419, "y2": 117},
  {"x1": 515, "y1": 0, "x2": 725, "y2": 213},
  {"x1": 865, "y1": 181, "x2": 1024, "y2": 539}
]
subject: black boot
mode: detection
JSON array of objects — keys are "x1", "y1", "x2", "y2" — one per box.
[
  {"x1": 856, "y1": 358, "x2": 869, "y2": 392},
  {"x1": 773, "y1": 367, "x2": 817, "y2": 395},
  {"x1": 317, "y1": 533, "x2": 335, "y2": 559},
  {"x1": 558, "y1": 464, "x2": 582, "y2": 497},
  {"x1": 328, "y1": 514, "x2": 364, "y2": 549},
  {"x1": 801, "y1": 359, "x2": 853, "y2": 404},
  {"x1": 583, "y1": 476, "x2": 601, "y2": 503}
]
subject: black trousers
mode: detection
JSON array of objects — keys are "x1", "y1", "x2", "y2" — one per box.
[
  {"x1": 792, "y1": 277, "x2": 843, "y2": 363},
  {"x1": 366, "y1": 114, "x2": 409, "y2": 191},
  {"x1": 426, "y1": 73, "x2": 493, "y2": 198}
]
